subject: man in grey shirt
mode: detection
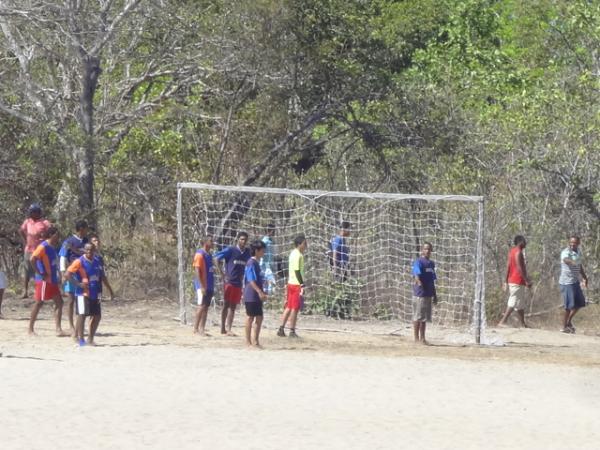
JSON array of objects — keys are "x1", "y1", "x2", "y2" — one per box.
[{"x1": 559, "y1": 235, "x2": 588, "y2": 333}]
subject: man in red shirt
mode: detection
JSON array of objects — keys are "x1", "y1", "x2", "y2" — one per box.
[
  {"x1": 19, "y1": 204, "x2": 51, "y2": 298},
  {"x1": 498, "y1": 235, "x2": 532, "y2": 327}
]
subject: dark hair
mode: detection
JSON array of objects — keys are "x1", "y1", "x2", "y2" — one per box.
[
  {"x1": 200, "y1": 235, "x2": 213, "y2": 245},
  {"x1": 569, "y1": 234, "x2": 581, "y2": 241},
  {"x1": 28, "y1": 203, "x2": 42, "y2": 215},
  {"x1": 46, "y1": 226, "x2": 59, "y2": 238},
  {"x1": 237, "y1": 231, "x2": 249, "y2": 239},
  {"x1": 250, "y1": 240, "x2": 265, "y2": 256},
  {"x1": 294, "y1": 234, "x2": 306, "y2": 248},
  {"x1": 89, "y1": 233, "x2": 99, "y2": 241},
  {"x1": 422, "y1": 241, "x2": 433, "y2": 250},
  {"x1": 75, "y1": 220, "x2": 89, "y2": 232},
  {"x1": 514, "y1": 235, "x2": 526, "y2": 246},
  {"x1": 340, "y1": 221, "x2": 351, "y2": 230}
]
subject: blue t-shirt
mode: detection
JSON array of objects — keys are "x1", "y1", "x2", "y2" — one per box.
[
  {"x1": 71, "y1": 256, "x2": 103, "y2": 300},
  {"x1": 193, "y1": 248, "x2": 215, "y2": 292},
  {"x1": 215, "y1": 245, "x2": 251, "y2": 287},
  {"x1": 59, "y1": 235, "x2": 88, "y2": 264},
  {"x1": 34, "y1": 241, "x2": 60, "y2": 284},
  {"x1": 243, "y1": 258, "x2": 263, "y2": 303},
  {"x1": 412, "y1": 257, "x2": 437, "y2": 298},
  {"x1": 331, "y1": 235, "x2": 349, "y2": 265}
]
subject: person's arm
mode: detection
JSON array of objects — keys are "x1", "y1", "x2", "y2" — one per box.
[
  {"x1": 30, "y1": 247, "x2": 47, "y2": 280},
  {"x1": 562, "y1": 249, "x2": 575, "y2": 266},
  {"x1": 504, "y1": 252, "x2": 511, "y2": 288},
  {"x1": 516, "y1": 250, "x2": 531, "y2": 287},
  {"x1": 19, "y1": 221, "x2": 27, "y2": 246},
  {"x1": 196, "y1": 257, "x2": 207, "y2": 295},
  {"x1": 412, "y1": 260, "x2": 423, "y2": 286},
  {"x1": 65, "y1": 260, "x2": 88, "y2": 291},
  {"x1": 580, "y1": 265, "x2": 588, "y2": 288},
  {"x1": 246, "y1": 264, "x2": 266, "y2": 300},
  {"x1": 213, "y1": 248, "x2": 229, "y2": 281}
]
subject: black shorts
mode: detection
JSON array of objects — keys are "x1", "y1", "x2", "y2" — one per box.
[
  {"x1": 76, "y1": 295, "x2": 101, "y2": 317},
  {"x1": 196, "y1": 290, "x2": 214, "y2": 307},
  {"x1": 245, "y1": 301, "x2": 263, "y2": 317}
]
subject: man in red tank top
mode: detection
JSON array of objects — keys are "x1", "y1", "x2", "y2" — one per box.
[{"x1": 498, "y1": 235, "x2": 532, "y2": 327}]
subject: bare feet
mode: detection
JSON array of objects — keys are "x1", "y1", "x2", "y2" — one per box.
[
  {"x1": 86, "y1": 340, "x2": 97, "y2": 346},
  {"x1": 56, "y1": 330, "x2": 70, "y2": 337},
  {"x1": 193, "y1": 330, "x2": 211, "y2": 337},
  {"x1": 497, "y1": 322, "x2": 509, "y2": 328},
  {"x1": 253, "y1": 343, "x2": 263, "y2": 349},
  {"x1": 21, "y1": 293, "x2": 29, "y2": 299},
  {"x1": 226, "y1": 331, "x2": 237, "y2": 337},
  {"x1": 28, "y1": 330, "x2": 38, "y2": 337}
]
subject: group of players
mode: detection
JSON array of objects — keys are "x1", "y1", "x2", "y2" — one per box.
[{"x1": 15, "y1": 204, "x2": 113, "y2": 346}]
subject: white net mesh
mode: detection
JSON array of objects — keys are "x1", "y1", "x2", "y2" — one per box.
[{"x1": 177, "y1": 183, "x2": 485, "y2": 340}]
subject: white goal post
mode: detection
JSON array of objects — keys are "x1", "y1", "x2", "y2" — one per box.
[{"x1": 176, "y1": 183, "x2": 485, "y2": 343}]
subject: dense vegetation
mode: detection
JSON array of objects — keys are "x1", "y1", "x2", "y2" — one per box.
[{"x1": 1, "y1": 1, "x2": 598, "y2": 323}]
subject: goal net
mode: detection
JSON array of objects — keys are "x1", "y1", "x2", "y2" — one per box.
[{"x1": 177, "y1": 183, "x2": 486, "y2": 342}]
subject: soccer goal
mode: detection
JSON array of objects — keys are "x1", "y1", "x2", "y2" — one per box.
[{"x1": 176, "y1": 183, "x2": 486, "y2": 343}]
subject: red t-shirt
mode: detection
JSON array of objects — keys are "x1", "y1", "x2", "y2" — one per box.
[
  {"x1": 507, "y1": 246, "x2": 527, "y2": 285},
  {"x1": 20, "y1": 218, "x2": 51, "y2": 253}
]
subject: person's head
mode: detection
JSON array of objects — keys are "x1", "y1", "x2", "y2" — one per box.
[
  {"x1": 75, "y1": 220, "x2": 89, "y2": 237},
  {"x1": 294, "y1": 234, "x2": 307, "y2": 253},
  {"x1": 340, "y1": 221, "x2": 351, "y2": 237},
  {"x1": 514, "y1": 235, "x2": 527, "y2": 248},
  {"x1": 201, "y1": 235, "x2": 213, "y2": 251},
  {"x1": 83, "y1": 242, "x2": 95, "y2": 260},
  {"x1": 421, "y1": 242, "x2": 433, "y2": 259},
  {"x1": 237, "y1": 231, "x2": 248, "y2": 249},
  {"x1": 266, "y1": 223, "x2": 276, "y2": 237},
  {"x1": 45, "y1": 226, "x2": 60, "y2": 246},
  {"x1": 568, "y1": 235, "x2": 581, "y2": 251},
  {"x1": 28, "y1": 203, "x2": 42, "y2": 220},
  {"x1": 89, "y1": 233, "x2": 100, "y2": 250},
  {"x1": 250, "y1": 240, "x2": 266, "y2": 258}
]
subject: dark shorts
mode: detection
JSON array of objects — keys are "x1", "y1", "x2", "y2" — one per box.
[
  {"x1": 76, "y1": 295, "x2": 101, "y2": 316},
  {"x1": 560, "y1": 283, "x2": 586, "y2": 310},
  {"x1": 245, "y1": 301, "x2": 263, "y2": 317},
  {"x1": 23, "y1": 252, "x2": 35, "y2": 279},
  {"x1": 196, "y1": 289, "x2": 214, "y2": 307},
  {"x1": 224, "y1": 284, "x2": 242, "y2": 305}
]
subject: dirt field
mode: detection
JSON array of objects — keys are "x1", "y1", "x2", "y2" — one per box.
[{"x1": 1, "y1": 295, "x2": 599, "y2": 450}]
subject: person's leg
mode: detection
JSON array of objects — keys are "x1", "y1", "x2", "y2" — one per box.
[
  {"x1": 0, "y1": 288, "x2": 4, "y2": 318},
  {"x1": 254, "y1": 316, "x2": 263, "y2": 347},
  {"x1": 28, "y1": 301, "x2": 43, "y2": 335},
  {"x1": 419, "y1": 322, "x2": 427, "y2": 344},
  {"x1": 497, "y1": 306, "x2": 514, "y2": 326},
  {"x1": 288, "y1": 309, "x2": 299, "y2": 337},
  {"x1": 226, "y1": 304, "x2": 237, "y2": 335},
  {"x1": 88, "y1": 315, "x2": 101, "y2": 345},
  {"x1": 245, "y1": 315, "x2": 253, "y2": 346},
  {"x1": 568, "y1": 307, "x2": 579, "y2": 326},
  {"x1": 413, "y1": 321, "x2": 419, "y2": 342},
  {"x1": 67, "y1": 293, "x2": 76, "y2": 335},
  {"x1": 22, "y1": 254, "x2": 31, "y2": 298},
  {"x1": 194, "y1": 306, "x2": 202, "y2": 334},
  {"x1": 561, "y1": 309, "x2": 571, "y2": 331},
  {"x1": 52, "y1": 295, "x2": 67, "y2": 336},
  {"x1": 75, "y1": 313, "x2": 86, "y2": 343},
  {"x1": 516, "y1": 309, "x2": 528, "y2": 327},
  {"x1": 278, "y1": 308, "x2": 291, "y2": 336},
  {"x1": 199, "y1": 305, "x2": 209, "y2": 334},
  {"x1": 220, "y1": 302, "x2": 229, "y2": 334}
]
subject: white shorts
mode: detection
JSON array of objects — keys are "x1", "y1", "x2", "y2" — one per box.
[
  {"x1": 507, "y1": 283, "x2": 527, "y2": 310},
  {"x1": 0, "y1": 271, "x2": 7, "y2": 289}
]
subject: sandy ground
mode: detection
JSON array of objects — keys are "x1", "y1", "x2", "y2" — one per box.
[{"x1": 1, "y1": 295, "x2": 600, "y2": 450}]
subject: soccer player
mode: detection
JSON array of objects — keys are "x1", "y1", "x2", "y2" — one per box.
[
  {"x1": 28, "y1": 226, "x2": 66, "y2": 336},
  {"x1": 330, "y1": 221, "x2": 350, "y2": 282},
  {"x1": 260, "y1": 224, "x2": 276, "y2": 294},
  {"x1": 244, "y1": 240, "x2": 267, "y2": 347},
  {"x1": 214, "y1": 231, "x2": 250, "y2": 336},
  {"x1": 498, "y1": 235, "x2": 532, "y2": 328},
  {"x1": 65, "y1": 243, "x2": 103, "y2": 346},
  {"x1": 89, "y1": 234, "x2": 115, "y2": 301},
  {"x1": 59, "y1": 220, "x2": 89, "y2": 335},
  {"x1": 559, "y1": 235, "x2": 589, "y2": 333},
  {"x1": 192, "y1": 236, "x2": 215, "y2": 336},
  {"x1": 19, "y1": 203, "x2": 51, "y2": 298},
  {"x1": 411, "y1": 242, "x2": 438, "y2": 345},
  {"x1": 277, "y1": 234, "x2": 307, "y2": 338}
]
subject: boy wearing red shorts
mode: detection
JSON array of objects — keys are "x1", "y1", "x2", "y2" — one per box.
[
  {"x1": 28, "y1": 226, "x2": 66, "y2": 336},
  {"x1": 278, "y1": 234, "x2": 307, "y2": 338},
  {"x1": 215, "y1": 231, "x2": 250, "y2": 335}
]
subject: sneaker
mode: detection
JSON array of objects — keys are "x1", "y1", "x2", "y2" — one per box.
[
  {"x1": 277, "y1": 327, "x2": 286, "y2": 337},
  {"x1": 288, "y1": 330, "x2": 299, "y2": 338},
  {"x1": 567, "y1": 324, "x2": 576, "y2": 333},
  {"x1": 560, "y1": 328, "x2": 572, "y2": 334}
]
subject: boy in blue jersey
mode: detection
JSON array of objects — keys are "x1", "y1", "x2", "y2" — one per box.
[
  {"x1": 65, "y1": 243, "x2": 103, "y2": 346},
  {"x1": 28, "y1": 226, "x2": 67, "y2": 336},
  {"x1": 193, "y1": 236, "x2": 215, "y2": 336},
  {"x1": 330, "y1": 221, "x2": 351, "y2": 281},
  {"x1": 89, "y1": 234, "x2": 115, "y2": 302},
  {"x1": 412, "y1": 242, "x2": 438, "y2": 344},
  {"x1": 244, "y1": 240, "x2": 267, "y2": 348},
  {"x1": 59, "y1": 220, "x2": 89, "y2": 335},
  {"x1": 214, "y1": 231, "x2": 250, "y2": 336}
]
